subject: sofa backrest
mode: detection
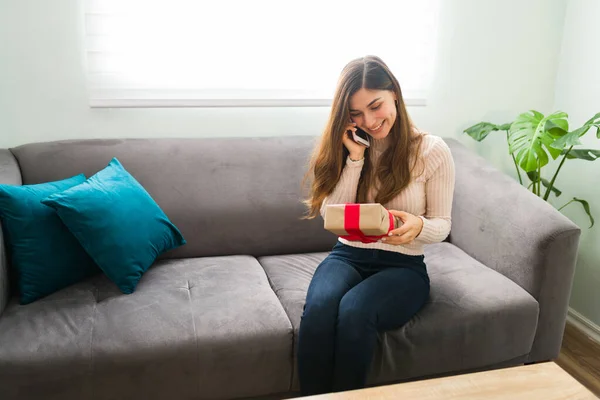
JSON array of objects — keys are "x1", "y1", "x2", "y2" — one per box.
[{"x1": 9, "y1": 136, "x2": 338, "y2": 259}]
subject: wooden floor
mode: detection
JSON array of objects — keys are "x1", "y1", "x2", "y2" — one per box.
[{"x1": 556, "y1": 321, "x2": 600, "y2": 398}]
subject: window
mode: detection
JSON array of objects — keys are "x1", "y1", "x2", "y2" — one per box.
[{"x1": 84, "y1": 0, "x2": 440, "y2": 107}]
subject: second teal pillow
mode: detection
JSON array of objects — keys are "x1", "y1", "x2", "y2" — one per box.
[{"x1": 42, "y1": 158, "x2": 186, "y2": 294}]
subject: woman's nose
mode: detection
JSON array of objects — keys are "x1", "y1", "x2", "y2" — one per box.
[{"x1": 365, "y1": 114, "x2": 376, "y2": 129}]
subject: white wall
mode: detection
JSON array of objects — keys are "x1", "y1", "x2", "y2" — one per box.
[
  {"x1": 551, "y1": 0, "x2": 600, "y2": 329},
  {"x1": 0, "y1": 0, "x2": 566, "y2": 151}
]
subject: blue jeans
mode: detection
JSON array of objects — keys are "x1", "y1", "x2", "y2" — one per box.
[{"x1": 297, "y1": 242, "x2": 430, "y2": 395}]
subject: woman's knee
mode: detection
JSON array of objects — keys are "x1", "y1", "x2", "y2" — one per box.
[
  {"x1": 337, "y1": 292, "x2": 374, "y2": 330},
  {"x1": 302, "y1": 290, "x2": 346, "y2": 325}
]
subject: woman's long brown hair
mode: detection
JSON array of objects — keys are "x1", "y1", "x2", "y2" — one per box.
[{"x1": 302, "y1": 55, "x2": 423, "y2": 219}]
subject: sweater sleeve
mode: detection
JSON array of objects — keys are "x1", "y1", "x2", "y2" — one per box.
[
  {"x1": 319, "y1": 156, "x2": 364, "y2": 218},
  {"x1": 415, "y1": 138, "x2": 455, "y2": 244}
]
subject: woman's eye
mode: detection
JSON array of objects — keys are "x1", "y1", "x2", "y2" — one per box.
[{"x1": 372, "y1": 104, "x2": 381, "y2": 111}]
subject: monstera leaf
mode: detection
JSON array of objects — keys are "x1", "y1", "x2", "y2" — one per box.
[
  {"x1": 464, "y1": 122, "x2": 512, "y2": 141},
  {"x1": 562, "y1": 149, "x2": 600, "y2": 161},
  {"x1": 508, "y1": 111, "x2": 568, "y2": 172},
  {"x1": 552, "y1": 112, "x2": 600, "y2": 149},
  {"x1": 559, "y1": 198, "x2": 595, "y2": 228}
]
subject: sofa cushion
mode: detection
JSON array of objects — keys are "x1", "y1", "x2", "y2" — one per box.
[
  {"x1": 41, "y1": 158, "x2": 186, "y2": 294},
  {"x1": 0, "y1": 256, "x2": 293, "y2": 400},
  {"x1": 258, "y1": 242, "x2": 539, "y2": 390},
  {"x1": 0, "y1": 174, "x2": 100, "y2": 304}
]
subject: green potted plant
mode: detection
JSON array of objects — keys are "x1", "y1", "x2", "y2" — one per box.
[{"x1": 464, "y1": 111, "x2": 600, "y2": 228}]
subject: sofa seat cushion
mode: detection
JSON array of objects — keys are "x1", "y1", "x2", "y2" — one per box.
[
  {"x1": 258, "y1": 242, "x2": 539, "y2": 390},
  {"x1": 0, "y1": 256, "x2": 293, "y2": 400}
]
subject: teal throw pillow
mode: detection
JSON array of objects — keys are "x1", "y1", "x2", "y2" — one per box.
[
  {"x1": 0, "y1": 175, "x2": 100, "y2": 304},
  {"x1": 41, "y1": 158, "x2": 186, "y2": 294}
]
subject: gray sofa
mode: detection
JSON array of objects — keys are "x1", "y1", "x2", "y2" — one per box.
[{"x1": 0, "y1": 136, "x2": 580, "y2": 400}]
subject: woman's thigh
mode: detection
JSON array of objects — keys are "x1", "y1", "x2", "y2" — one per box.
[
  {"x1": 304, "y1": 253, "x2": 363, "y2": 313},
  {"x1": 339, "y1": 266, "x2": 430, "y2": 331}
]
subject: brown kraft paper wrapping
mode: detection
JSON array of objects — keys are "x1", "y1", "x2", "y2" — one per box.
[{"x1": 324, "y1": 203, "x2": 401, "y2": 236}]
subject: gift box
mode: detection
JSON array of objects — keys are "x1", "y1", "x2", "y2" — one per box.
[{"x1": 324, "y1": 203, "x2": 401, "y2": 243}]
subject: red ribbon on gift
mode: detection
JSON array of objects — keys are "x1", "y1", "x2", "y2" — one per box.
[{"x1": 339, "y1": 204, "x2": 395, "y2": 243}]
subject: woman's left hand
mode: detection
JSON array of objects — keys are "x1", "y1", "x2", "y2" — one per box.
[{"x1": 380, "y1": 210, "x2": 424, "y2": 245}]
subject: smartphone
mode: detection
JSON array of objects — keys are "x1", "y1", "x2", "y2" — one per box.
[{"x1": 351, "y1": 127, "x2": 370, "y2": 148}]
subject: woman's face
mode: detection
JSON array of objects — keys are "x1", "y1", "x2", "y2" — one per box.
[{"x1": 348, "y1": 88, "x2": 397, "y2": 140}]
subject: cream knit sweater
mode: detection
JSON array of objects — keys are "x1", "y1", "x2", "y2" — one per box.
[{"x1": 320, "y1": 132, "x2": 455, "y2": 256}]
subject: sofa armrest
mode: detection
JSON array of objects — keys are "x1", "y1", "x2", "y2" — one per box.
[
  {"x1": 0, "y1": 149, "x2": 22, "y2": 317},
  {"x1": 445, "y1": 139, "x2": 581, "y2": 362}
]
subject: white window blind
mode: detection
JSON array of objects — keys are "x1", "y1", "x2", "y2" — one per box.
[{"x1": 84, "y1": 0, "x2": 440, "y2": 107}]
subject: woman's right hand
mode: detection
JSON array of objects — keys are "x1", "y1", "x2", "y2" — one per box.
[{"x1": 342, "y1": 122, "x2": 367, "y2": 160}]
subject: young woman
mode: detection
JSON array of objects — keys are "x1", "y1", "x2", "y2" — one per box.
[{"x1": 300, "y1": 55, "x2": 455, "y2": 395}]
